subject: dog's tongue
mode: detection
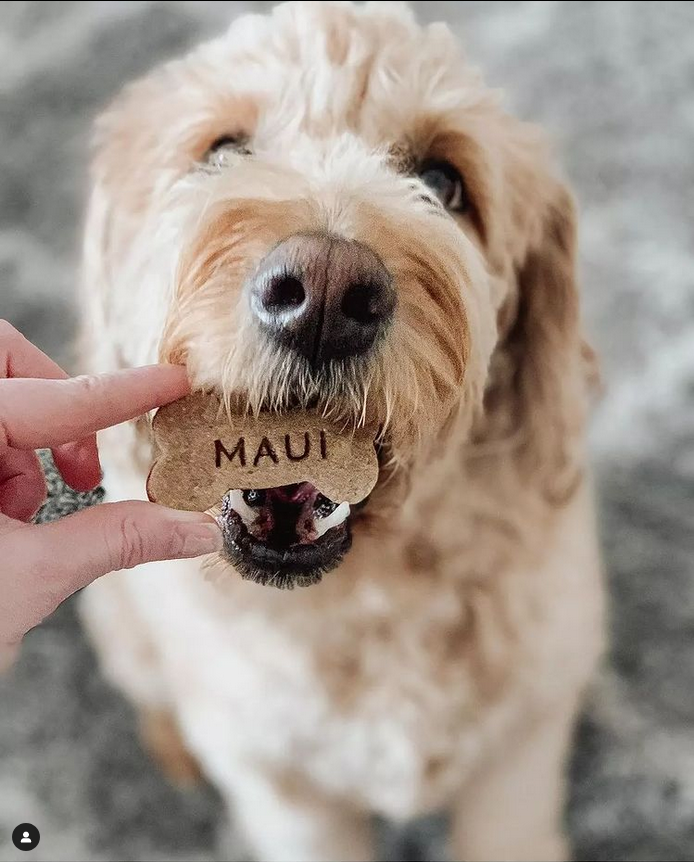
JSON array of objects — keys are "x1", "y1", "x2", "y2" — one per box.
[
  {"x1": 267, "y1": 482, "x2": 318, "y2": 505},
  {"x1": 261, "y1": 483, "x2": 319, "y2": 545}
]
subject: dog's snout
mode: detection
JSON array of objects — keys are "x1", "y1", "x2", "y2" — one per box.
[{"x1": 249, "y1": 233, "x2": 395, "y2": 366}]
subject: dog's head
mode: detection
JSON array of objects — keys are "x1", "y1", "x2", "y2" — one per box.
[{"x1": 85, "y1": 1, "x2": 590, "y2": 587}]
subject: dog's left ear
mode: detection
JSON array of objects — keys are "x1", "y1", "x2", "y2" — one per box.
[{"x1": 504, "y1": 180, "x2": 596, "y2": 503}]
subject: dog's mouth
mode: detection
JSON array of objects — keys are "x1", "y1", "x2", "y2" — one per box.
[{"x1": 217, "y1": 482, "x2": 355, "y2": 589}]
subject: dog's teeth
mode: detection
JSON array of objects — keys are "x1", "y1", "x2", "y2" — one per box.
[
  {"x1": 314, "y1": 493, "x2": 339, "y2": 518},
  {"x1": 314, "y1": 501, "x2": 350, "y2": 538},
  {"x1": 226, "y1": 489, "x2": 258, "y2": 527}
]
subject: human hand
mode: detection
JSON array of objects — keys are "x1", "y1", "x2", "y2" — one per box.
[{"x1": 0, "y1": 321, "x2": 222, "y2": 669}]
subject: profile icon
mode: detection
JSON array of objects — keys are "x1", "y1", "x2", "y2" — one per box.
[{"x1": 12, "y1": 823, "x2": 40, "y2": 851}]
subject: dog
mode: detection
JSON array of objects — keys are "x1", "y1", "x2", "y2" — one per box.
[{"x1": 78, "y1": 3, "x2": 604, "y2": 860}]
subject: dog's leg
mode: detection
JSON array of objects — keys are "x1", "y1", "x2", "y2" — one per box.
[
  {"x1": 138, "y1": 706, "x2": 202, "y2": 786},
  {"x1": 226, "y1": 768, "x2": 375, "y2": 862},
  {"x1": 450, "y1": 703, "x2": 577, "y2": 862},
  {"x1": 80, "y1": 571, "x2": 168, "y2": 710},
  {"x1": 80, "y1": 566, "x2": 200, "y2": 787},
  {"x1": 79, "y1": 425, "x2": 201, "y2": 782}
]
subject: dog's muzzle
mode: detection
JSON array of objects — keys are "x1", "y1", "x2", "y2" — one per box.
[
  {"x1": 218, "y1": 483, "x2": 354, "y2": 589},
  {"x1": 218, "y1": 234, "x2": 393, "y2": 587}
]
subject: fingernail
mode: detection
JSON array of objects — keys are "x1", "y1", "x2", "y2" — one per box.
[
  {"x1": 167, "y1": 509, "x2": 219, "y2": 523},
  {"x1": 59, "y1": 439, "x2": 102, "y2": 490},
  {"x1": 68, "y1": 437, "x2": 97, "y2": 460},
  {"x1": 169, "y1": 512, "x2": 224, "y2": 557}
]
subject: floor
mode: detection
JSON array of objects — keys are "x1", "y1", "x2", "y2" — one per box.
[{"x1": 1, "y1": 2, "x2": 693, "y2": 860}]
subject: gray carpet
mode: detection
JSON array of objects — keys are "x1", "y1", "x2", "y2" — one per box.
[{"x1": 1, "y1": 2, "x2": 693, "y2": 860}]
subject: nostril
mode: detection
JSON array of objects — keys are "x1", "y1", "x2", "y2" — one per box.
[
  {"x1": 250, "y1": 234, "x2": 395, "y2": 364},
  {"x1": 341, "y1": 282, "x2": 382, "y2": 325},
  {"x1": 264, "y1": 274, "x2": 305, "y2": 312}
]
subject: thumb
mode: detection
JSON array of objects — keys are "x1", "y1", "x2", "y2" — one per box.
[
  {"x1": 12, "y1": 502, "x2": 222, "y2": 634},
  {"x1": 36, "y1": 501, "x2": 223, "y2": 587}
]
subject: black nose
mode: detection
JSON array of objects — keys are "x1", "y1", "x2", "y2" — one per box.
[{"x1": 249, "y1": 233, "x2": 395, "y2": 367}]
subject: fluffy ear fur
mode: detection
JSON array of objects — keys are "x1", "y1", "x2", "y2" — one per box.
[{"x1": 503, "y1": 184, "x2": 592, "y2": 504}]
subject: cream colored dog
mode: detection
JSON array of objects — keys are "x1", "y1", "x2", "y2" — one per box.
[{"x1": 79, "y1": 3, "x2": 604, "y2": 860}]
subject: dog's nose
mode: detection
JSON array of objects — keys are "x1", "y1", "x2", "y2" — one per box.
[{"x1": 249, "y1": 233, "x2": 395, "y2": 366}]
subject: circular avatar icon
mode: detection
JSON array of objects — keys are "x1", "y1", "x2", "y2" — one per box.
[{"x1": 12, "y1": 824, "x2": 40, "y2": 851}]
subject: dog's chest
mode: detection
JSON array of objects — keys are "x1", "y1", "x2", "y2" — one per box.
[{"x1": 167, "y1": 561, "x2": 536, "y2": 818}]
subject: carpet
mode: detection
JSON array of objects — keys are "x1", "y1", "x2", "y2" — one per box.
[{"x1": 1, "y1": 3, "x2": 693, "y2": 860}]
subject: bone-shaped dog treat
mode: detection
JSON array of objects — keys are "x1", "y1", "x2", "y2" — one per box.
[{"x1": 146, "y1": 391, "x2": 379, "y2": 511}]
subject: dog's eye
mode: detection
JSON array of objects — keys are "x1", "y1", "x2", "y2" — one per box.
[
  {"x1": 418, "y1": 159, "x2": 470, "y2": 213},
  {"x1": 204, "y1": 135, "x2": 251, "y2": 166}
]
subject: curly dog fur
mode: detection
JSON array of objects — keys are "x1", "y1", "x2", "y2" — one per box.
[{"x1": 79, "y1": 3, "x2": 604, "y2": 860}]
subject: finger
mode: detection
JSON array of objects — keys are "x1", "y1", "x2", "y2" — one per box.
[
  {"x1": 51, "y1": 437, "x2": 102, "y2": 493},
  {"x1": 0, "y1": 448, "x2": 46, "y2": 521},
  {"x1": 13, "y1": 503, "x2": 222, "y2": 630},
  {"x1": 0, "y1": 365, "x2": 190, "y2": 451},
  {"x1": 0, "y1": 321, "x2": 102, "y2": 488},
  {"x1": 0, "y1": 319, "x2": 68, "y2": 380}
]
